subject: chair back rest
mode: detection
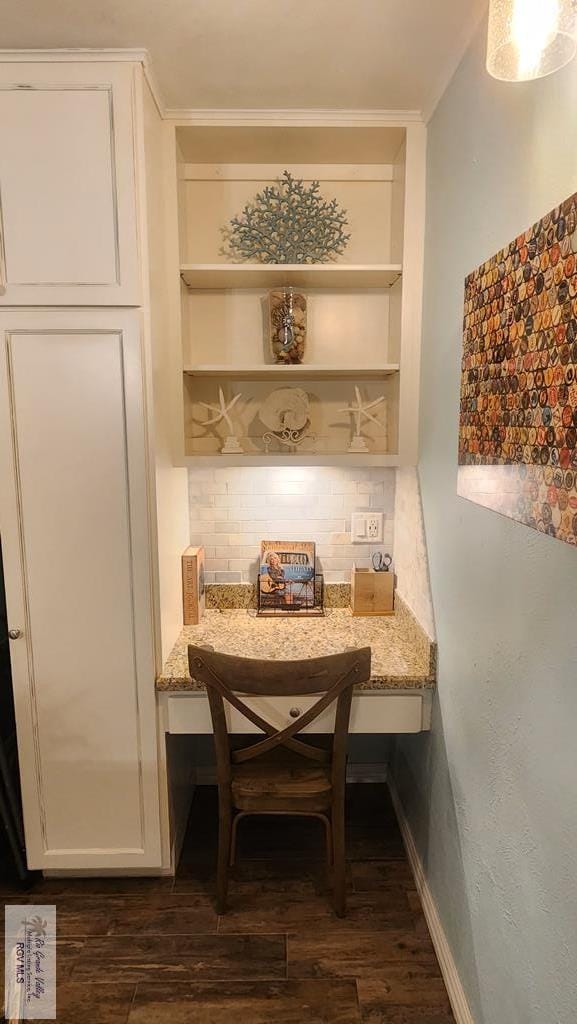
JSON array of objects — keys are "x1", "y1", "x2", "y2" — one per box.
[{"x1": 187, "y1": 645, "x2": 371, "y2": 776}]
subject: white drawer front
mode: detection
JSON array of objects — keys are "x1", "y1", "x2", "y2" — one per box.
[{"x1": 165, "y1": 692, "x2": 424, "y2": 735}]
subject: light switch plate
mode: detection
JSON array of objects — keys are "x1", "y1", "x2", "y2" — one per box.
[{"x1": 351, "y1": 512, "x2": 367, "y2": 542}]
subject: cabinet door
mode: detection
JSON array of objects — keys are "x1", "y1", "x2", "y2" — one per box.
[
  {"x1": 0, "y1": 63, "x2": 140, "y2": 305},
  {"x1": 0, "y1": 310, "x2": 161, "y2": 869}
]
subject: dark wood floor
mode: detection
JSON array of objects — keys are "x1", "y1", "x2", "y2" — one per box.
[{"x1": 0, "y1": 784, "x2": 455, "y2": 1023}]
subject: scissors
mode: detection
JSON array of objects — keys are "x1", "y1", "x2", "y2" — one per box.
[{"x1": 372, "y1": 552, "x2": 392, "y2": 573}]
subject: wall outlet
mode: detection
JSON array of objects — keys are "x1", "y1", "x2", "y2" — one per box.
[
  {"x1": 351, "y1": 511, "x2": 384, "y2": 543},
  {"x1": 366, "y1": 512, "x2": 384, "y2": 542}
]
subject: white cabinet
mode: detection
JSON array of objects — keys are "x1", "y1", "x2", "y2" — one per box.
[
  {"x1": 0, "y1": 309, "x2": 161, "y2": 870},
  {"x1": 0, "y1": 62, "x2": 140, "y2": 306}
]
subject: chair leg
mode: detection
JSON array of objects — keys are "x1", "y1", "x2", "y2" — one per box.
[
  {"x1": 323, "y1": 815, "x2": 333, "y2": 869},
  {"x1": 229, "y1": 813, "x2": 241, "y2": 867},
  {"x1": 216, "y1": 803, "x2": 232, "y2": 914},
  {"x1": 332, "y1": 800, "x2": 346, "y2": 917}
]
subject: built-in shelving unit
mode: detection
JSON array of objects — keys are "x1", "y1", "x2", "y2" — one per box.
[{"x1": 169, "y1": 120, "x2": 425, "y2": 465}]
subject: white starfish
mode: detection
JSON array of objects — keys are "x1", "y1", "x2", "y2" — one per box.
[
  {"x1": 200, "y1": 388, "x2": 242, "y2": 434},
  {"x1": 339, "y1": 386, "x2": 385, "y2": 437}
]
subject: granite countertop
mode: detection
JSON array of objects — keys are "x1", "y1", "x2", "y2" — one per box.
[{"x1": 157, "y1": 606, "x2": 436, "y2": 692}]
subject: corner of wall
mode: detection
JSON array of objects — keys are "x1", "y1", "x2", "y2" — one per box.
[{"x1": 393, "y1": 465, "x2": 436, "y2": 639}]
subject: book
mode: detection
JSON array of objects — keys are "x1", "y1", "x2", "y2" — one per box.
[{"x1": 182, "y1": 546, "x2": 205, "y2": 625}]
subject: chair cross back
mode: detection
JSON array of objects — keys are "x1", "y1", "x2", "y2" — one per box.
[{"x1": 188, "y1": 645, "x2": 371, "y2": 764}]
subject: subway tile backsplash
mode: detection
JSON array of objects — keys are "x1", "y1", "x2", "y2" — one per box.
[{"x1": 188, "y1": 467, "x2": 395, "y2": 584}]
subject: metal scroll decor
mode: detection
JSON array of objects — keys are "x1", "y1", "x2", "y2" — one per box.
[{"x1": 223, "y1": 170, "x2": 350, "y2": 264}]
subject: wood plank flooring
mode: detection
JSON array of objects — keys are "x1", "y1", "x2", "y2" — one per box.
[{"x1": 0, "y1": 784, "x2": 455, "y2": 1023}]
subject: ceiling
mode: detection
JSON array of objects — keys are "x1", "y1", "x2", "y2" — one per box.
[{"x1": 0, "y1": 0, "x2": 486, "y2": 115}]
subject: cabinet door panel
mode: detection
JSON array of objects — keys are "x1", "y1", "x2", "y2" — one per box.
[
  {"x1": 0, "y1": 64, "x2": 139, "y2": 305},
  {"x1": 0, "y1": 310, "x2": 160, "y2": 869}
]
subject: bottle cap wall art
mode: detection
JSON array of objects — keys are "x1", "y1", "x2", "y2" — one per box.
[{"x1": 458, "y1": 192, "x2": 577, "y2": 546}]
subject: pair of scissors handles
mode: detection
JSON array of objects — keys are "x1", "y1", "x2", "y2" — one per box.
[{"x1": 372, "y1": 552, "x2": 392, "y2": 572}]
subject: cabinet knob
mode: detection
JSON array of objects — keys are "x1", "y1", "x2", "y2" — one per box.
[
  {"x1": 8, "y1": 628, "x2": 22, "y2": 640},
  {"x1": 289, "y1": 706, "x2": 302, "y2": 719}
]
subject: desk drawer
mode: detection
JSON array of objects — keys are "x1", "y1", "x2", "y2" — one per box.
[{"x1": 164, "y1": 692, "x2": 424, "y2": 735}]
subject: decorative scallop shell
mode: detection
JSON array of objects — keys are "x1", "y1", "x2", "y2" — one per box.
[{"x1": 259, "y1": 387, "x2": 310, "y2": 432}]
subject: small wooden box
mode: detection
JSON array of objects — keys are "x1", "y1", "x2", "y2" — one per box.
[
  {"x1": 351, "y1": 566, "x2": 394, "y2": 616},
  {"x1": 182, "y1": 546, "x2": 205, "y2": 625}
]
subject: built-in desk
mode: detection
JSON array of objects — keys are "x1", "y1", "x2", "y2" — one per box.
[{"x1": 156, "y1": 604, "x2": 436, "y2": 735}]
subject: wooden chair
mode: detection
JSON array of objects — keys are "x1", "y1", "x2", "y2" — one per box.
[{"x1": 188, "y1": 644, "x2": 372, "y2": 917}]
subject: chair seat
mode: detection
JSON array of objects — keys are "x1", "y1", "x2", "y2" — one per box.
[{"x1": 231, "y1": 760, "x2": 333, "y2": 813}]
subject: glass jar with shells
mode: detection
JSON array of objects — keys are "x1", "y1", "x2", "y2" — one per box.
[{"x1": 268, "y1": 287, "x2": 307, "y2": 364}]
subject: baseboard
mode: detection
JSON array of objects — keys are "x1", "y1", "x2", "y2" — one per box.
[
  {"x1": 388, "y1": 780, "x2": 475, "y2": 1024},
  {"x1": 193, "y1": 763, "x2": 388, "y2": 785}
]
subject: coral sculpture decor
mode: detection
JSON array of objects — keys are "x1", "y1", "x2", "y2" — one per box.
[{"x1": 223, "y1": 170, "x2": 350, "y2": 264}]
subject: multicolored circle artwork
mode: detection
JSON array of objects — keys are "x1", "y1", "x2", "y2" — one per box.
[{"x1": 458, "y1": 193, "x2": 577, "y2": 546}]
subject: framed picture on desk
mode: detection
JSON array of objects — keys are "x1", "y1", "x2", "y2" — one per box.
[{"x1": 258, "y1": 540, "x2": 321, "y2": 615}]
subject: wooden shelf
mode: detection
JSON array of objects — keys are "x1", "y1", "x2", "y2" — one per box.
[
  {"x1": 183, "y1": 363, "x2": 400, "y2": 380},
  {"x1": 180, "y1": 263, "x2": 402, "y2": 290}
]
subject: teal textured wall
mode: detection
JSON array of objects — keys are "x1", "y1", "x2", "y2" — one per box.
[{"x1": 392, "y1": 21, "x2": 577, "y2": 1024}]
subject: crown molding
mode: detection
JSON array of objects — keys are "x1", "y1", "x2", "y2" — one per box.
[
  {"x1": 164, "y1": 107, "x2": 424, "y2": 127},
  {"x1": 0, "y1": 49, "x2": 425, "y2": 127},
  {"x1": 0, "y1": 47, "x2": 149, "y2": 63},
  {"x1": 421, "y1": 2, "x2": 488, "y2": 123},
  {"x1": 140, "y1": 51, "x2": 165, "y2": 118},
  {"x1": 0, "y1": 47, "x2": 167, "y2": 117}
]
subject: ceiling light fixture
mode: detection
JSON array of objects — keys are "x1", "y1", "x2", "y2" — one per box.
[{"x1": 487, "y1": 0, "x2": 577, "y2": 81}]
